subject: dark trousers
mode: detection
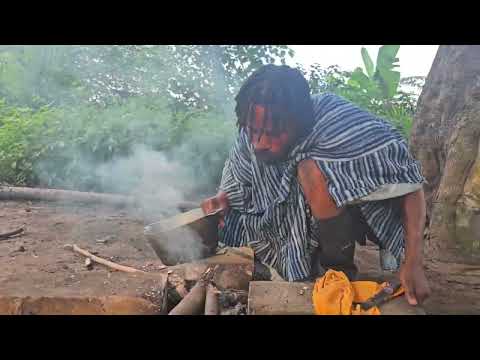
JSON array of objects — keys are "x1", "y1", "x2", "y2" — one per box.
[
  {"x1": 310, "y1": 205, "x2": 379, "y2": 281},
  {"x1": 253, "y1": 205, "x2": 380, "y2": 282}
]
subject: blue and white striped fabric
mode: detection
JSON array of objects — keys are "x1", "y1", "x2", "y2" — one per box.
[{"x1": 220, "y1": 93, "x2": 425, "y2": 281}]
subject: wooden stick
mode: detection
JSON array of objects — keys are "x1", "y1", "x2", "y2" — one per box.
[
  {"x1": 168, "y1": 266, "x2": 217, "y2": 315},
  {"x1": 160, "y1": 273, "x2": 170, "y2": 315},
  {"x1": 64, "y1": 244, "x2": 146, "y2": 274},
  {"x1": 204, "y1": 283, "x2": 219, "y2": 315},
  {"x1": 0, "y1": 227, "x2": 24, "y2": 240},
  {"x1": 168, "y1": 280, "x2": 207, "y2": 315}
]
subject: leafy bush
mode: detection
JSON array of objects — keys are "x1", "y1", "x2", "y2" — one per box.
[
  {"x1": 0, "y1": 97, "x2": 235, "y2": 195},
  {"x1": 302, "y1": 45, "x2": 422, "y2": 138},
  {"x1": 0, "y1": 100, "x2": 58, "y2": 185}
]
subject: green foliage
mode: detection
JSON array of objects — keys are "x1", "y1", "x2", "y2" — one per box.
[
  {"x1": 0, "y1": 45, "x2": 292, "y2": 193},
  {"x1": 0, "y1": 45, "x2": 293, "y2": 112},
  {"x1": 0, "y1": 96, "x2": 235, "y2": 194},
  {"x1": 361, "y1": 48, "x2": 375, "y2": 78},
  {"x1": 0, "y1": 100, "x2": 57, "y2": 185},
  {"x1": 0, "y1": 45, "x2": 424, "y2": 194},
  {"x1": 303, "y1": 45, "x2": 421, "y2": 138},
  {"x1": 348, "y1": 45, "x2": 401, "y2": 100}
]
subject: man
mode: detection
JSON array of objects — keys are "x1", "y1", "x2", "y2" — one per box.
[{"x1": 201, "y1": 64, "x2": 430, "y2": 306}]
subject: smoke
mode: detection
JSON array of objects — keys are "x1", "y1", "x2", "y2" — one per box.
[
  {"x1": 28, "y1": 96, "x2": 236, "y2": 263},
  {"x1": 16, "y1": 45, "x2": 240, "y2": 264},
  {"x1": 95, "y1": 145, "x2": 208, "y2": 263},
  {"x1": 33, "y1": 142, "x2": 215, "y2": 263},
  {"x1": 96, "y1": 146, "x2": 193, "y2": 215},
  {"x1": 144, "y1": 222, "x2": 206, "y2": 265}
]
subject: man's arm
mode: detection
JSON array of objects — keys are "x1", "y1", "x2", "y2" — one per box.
[
  {"x1": 400, "y1": 189, "x2": 431, "y2": 305},
  {"x1": 200, "y1": 134, "x2": 247, "y2": 224}
]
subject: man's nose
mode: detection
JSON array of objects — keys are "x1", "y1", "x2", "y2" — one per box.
[{"x1": 253, "y1": 133, "x2": 271, "y2": 151}]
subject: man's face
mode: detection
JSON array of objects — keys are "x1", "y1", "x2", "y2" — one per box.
[{"x1": 246, "y1": 104, "x2": 297, "y2": 164}]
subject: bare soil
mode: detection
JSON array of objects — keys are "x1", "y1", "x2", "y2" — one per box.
[
  {"x1": 0, "y1": 200, "x2": 478, "y2": 314},
  {"x1": 0, "y1": 200, "x2": 166, "y2": 307}
]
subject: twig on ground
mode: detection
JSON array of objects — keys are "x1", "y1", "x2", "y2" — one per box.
[
  {"x1": 0, "y1": 227, "x2": 24, "y2": 240},
  {"x1": 64, "y1": 243, "x2": 146, "y2": 274}
]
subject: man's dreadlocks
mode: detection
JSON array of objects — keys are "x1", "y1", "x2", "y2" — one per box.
[{"x1": 234, "y1": 64, "x2": 315, "y2": 139}]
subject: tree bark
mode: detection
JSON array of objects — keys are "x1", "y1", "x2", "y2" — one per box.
[{"x1": 410, "y1": 45, "x2": 480, "y2": 263}]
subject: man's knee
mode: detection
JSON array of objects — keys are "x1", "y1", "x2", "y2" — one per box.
[{"x1": 297, "y1": 159, "x2": 342, "y2": 219}]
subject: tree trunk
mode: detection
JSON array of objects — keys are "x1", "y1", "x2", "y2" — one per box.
[
  {"x1": 410, "y1": 45, "x2": 480, "y2": 264},
  {"x1": 0, "y1": 186, "x2": 135, "y2": 207},
  {"x1": 0, "y1": 186, "x2": 199, "y2": 210}
]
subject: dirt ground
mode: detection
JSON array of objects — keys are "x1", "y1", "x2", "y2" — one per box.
[
  {"x1": 0, "y1": 200, "x2": 479, "y2": 314},
  {"x1": 0, "y1": 200, "x2": 167, "y2": 307}
]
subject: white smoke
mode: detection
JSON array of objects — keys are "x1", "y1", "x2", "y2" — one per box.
[{"x1": 95, "y1": 145, "x2": 207, "y2": 263}]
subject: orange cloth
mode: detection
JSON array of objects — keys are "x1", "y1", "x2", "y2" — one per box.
[{"x1": 312, "y1": 270, "x2": 405, "y2": 315}]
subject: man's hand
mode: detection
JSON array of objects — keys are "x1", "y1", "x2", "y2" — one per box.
[
  {"x1": 400, "y1": 189, "x2": 430, "y2": 306},
  {"x1": 399, "y1": 260, "x2": 430, "y2": 306},
  {"x1": 200, "y1": 191, "x2": 229, "y2": 227}
]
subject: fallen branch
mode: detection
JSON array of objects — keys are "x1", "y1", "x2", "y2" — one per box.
[
  {"x1": 64, "y1": 244, "x2": 146, "y2": 274},
  {"x1": 0, "y1": 227, "x2": 24, "y2": 240},
  {"x1": 0, "y1": 186, "x2": 201, "y2": 211}
]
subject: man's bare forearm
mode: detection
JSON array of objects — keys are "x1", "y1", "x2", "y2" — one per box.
[{"x1": 402, "y1": 189, "x2": 426, "y2": 264}]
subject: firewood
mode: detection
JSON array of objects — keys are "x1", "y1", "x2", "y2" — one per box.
[
  {"x1": 168, "y1": 267, "x2": 217, "y2": 315},
  {"x1": 161, "y1": 247, "x2": 254, "y2": 303},
  {"x1": 168, "y1": 280, "x2": 207, "y2": 315},
  {"x1": 204, "y1": 284, "x2": 220, "y2": 315}
]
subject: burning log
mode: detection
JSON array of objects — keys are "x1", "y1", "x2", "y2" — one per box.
[
  {"x1": 168, "y1": 266, "x2": 217, "y2": 315},
  {"x1": 160, "y1": 273, "x2": 170, "y2": 315},
  {"x1": 163, "y1": 247, "x2": 254, "y2": 304},
  {"x1": 204, "y1": 284, "x2": 220, "y2": 315},
  {"x1": 168, "y1": 280, "x2": 207, "y2": 315}
]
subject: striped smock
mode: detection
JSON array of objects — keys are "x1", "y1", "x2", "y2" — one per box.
[{"x1": 220, "y1": 93, "x2": 425, "y2": 281}]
